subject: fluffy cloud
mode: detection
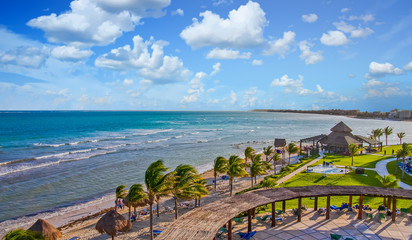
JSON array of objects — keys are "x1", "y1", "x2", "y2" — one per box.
[
  {"x1": 341, "y1": 8, "x2": 350, "y2": 13},
  {"x1": 230, "y1": 90, "x2": 237, "y2": 104},
  {"x1": 172, "y1": 8, "x2": 184, "y2": 16},
  {"x1": 27, "y1": 0, "x2": 170, "y2": 47},
  {"x1": 123, "y1": 79, "x2": 134, "y2": 86},
  {"x1": 263, "y1": 31, "x2": 295, "y2": 57},
  {"x1": 368, "y1": 61, "x2": 403, "y2": 77},
  {"x1": 95, "y1": 35, "x2": 190, "y2": 84},
  {"x1": 51, "y1": 46, "x2": 93, "y2": 61},
  {"x1": 404, "y1": 61, "x2": 412, "y2": 71},
  {"x1": 0, "y1": 46, "x2": 49, "y2": 68},
  {"x1": 206, "y1": 48, "x2": 251, "y2": 59},
  {"x1": 210, "y1": 62, "x2": 221, "y2": 76},
  {"x1": 333, "y1": 21, "x2": 355, "y2": 33},
  {"x1": 180, "y1": 1, "x2": 267, "y2": 49},
  {"x1": 252, "y1": 59, "x2": 263, "y2": 65},
  {"x1": 242, "y1": 87, "x2": 258, "y2": 107},
  {"x1": 302, "y1": 13, "x2": 318, "y2": 23},
  {"x1": 271, "y1": 74, "x2": 325, "y2": 96},
  {"x1": 348, "y1": 14, "x2": 374, "y2": 22},
  {"x1": 362, "y1": 79, "x2": 404, "y2": 98},
  {"x1": 299, "y1": 41, "x2": 323, "y2": 65},
  {"x1": 320, "y1": 31, "x2": 350, "y2": 46},
  {"x1": 350, "y1": 27, "x2": 373, "y2": 38},
  {"x1": 181, "y1": 72, "x2": 207, "y2": 103},
  {"x1": 213, "y1": 0, "x2": 233, "y2": 6}
]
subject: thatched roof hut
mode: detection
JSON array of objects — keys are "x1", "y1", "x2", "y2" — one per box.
[
  {"x1": 319, "y1": 121, "x2": 361, "y2": 153},
  {"x1": 95, "y1": 210, "x2": 130, "y2": 240},
  {"x1": 28, "y1": 219, "x2": 62, "y2": 240},
  {"x1": 274, "y1": 138, "x2": 286, "y2": 148}
]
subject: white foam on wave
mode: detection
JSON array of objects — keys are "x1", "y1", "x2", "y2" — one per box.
[{"x1": 133, "y1": 129, "x2": 173, "y2": 136}]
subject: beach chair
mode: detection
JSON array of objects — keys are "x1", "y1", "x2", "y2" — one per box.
[
  {"x1": 255, "y1": 215, "x2": 269, "y2": 221},
  {"x1": 69, "y1": 237, "x2": 80, "y2": 240},
  {"x1": 401, "y1": 208, "x2": 408, "y2": 216},
  {"x1": 216, "y1": 227, "x2": 228, "y2": 239},
  {"x1": 367, "y1": 213, "x2": 374, "y2": 220},
  {"x1": 330, "y1": 233, "x2": 342, "y2": 240},
  {"x1": 238, "y1": 231, "x2": 256, "y2": 240},
  {"x1": 330, "y1": 205, "x2": 339, "y2": 211},
  {"x1": 233, "y1": 217, "x2": 244, "y2": 223},
  {"x1": 275, "y1": 209, "x2": 284, "y2": 216},
  {"x1": 153, "y1": 230, "x2": 162, "y2": 236},
  {"x1": 379, "y1": 213, "x2": 386, "y2": 222}
]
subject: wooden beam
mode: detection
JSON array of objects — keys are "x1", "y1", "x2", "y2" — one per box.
[
  {"x1": 349, "y1": 195, "x2": 352, "y2": 207},
  {"x1": 314, "y1": 197, "x2": 318, "y2": 211},
  {"x1": 326, "y1": 196, "x2": 330, "y2": 220},
  {"x1": 357, "y1": 195, "x2": 363, "y2": 219},
  {"x1": 247, "y1": 209, "x2": 252, "y2": 233},
  {"x1": 271, "y1": 202, "x2": 276, "y2": 227},
  {"x1": 387, "y1": 196, "x2": 391, "y2": 209},
  {"x1": 392, "y1": 197, "x2": 397, "y2": 222},
  {"x1": 282, "y1": 200, "x2": 286, "y2": 213},
  {"x1": 228, "y1": 219, "x2": 232, "y2": 240},
  {"x1": 298, "y1": 197, "x2": 302, "y2": 222}
]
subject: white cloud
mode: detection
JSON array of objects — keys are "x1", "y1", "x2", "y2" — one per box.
[
  {"x1": 348, "y1": 14, "x2": 374, "y2": 22},
  {"x1": 241, "y1": 87, "x2": 258, "y2": 107},
  {"x1": 271, "y1": 74, "x2": 325, "y2": 96},
  {"x1": 0, "y1": 46, "x2": 49, "y2": 68},
  {"x1": 263, "y1": 31, "x2": 295, "y2": 57},
  {"x1": 363, "y1": 80, "x2": 404, "y2": 98},
  {"x1": 181, "y1": 72, "x2": 207, "y2": 103},
  {"x1": 213, "y1": 0, "x2": 233, "y2": 6},
  {"x1": 320, "y1": 30, "x2": 350, "y2": 46},
  {"x1": 363, "y1": 79, "x2": 384, "y2": 87},
  {"x1": 333, "y1": 21, "x2": 355, "y2": 33},
  {"x1": 207, "y1": 88, "x2": 216, "y2": 93},
  {"x1": 180, "y1": 1, "x2": 267, "y2": 49},
  {"x1": 350, "y1": 27, "x2": 374, "y2": 38},
  {"x1": 126, "y1": 79, "x2": 152, "y2": 97},
  {"x1": 172, "y1": 8, "x2": 184, "y2": 16},
  {"x1": 206, "y1": 48, "x2": 251, "y2": 59},
  {"x1": 341, "y1": 8, "x2": 350, "y2": 13},
  {"x1": 207, "y1": 99, "x2": 219, "y2": 104},
  {"x1": 95, "y1": 35, "x2": 190, "y2": 84},
  {"x1": 252, "y1": 59, "x2": 263, "y2": 65},
  {"x1": 123, "y1": 79, "x2": 134, "y2": 86},
  {"x1": 369, "y1": 61, "x2": 403, "y2": 77},
  {"x1": 348, "y1": 73, "x2": 355, "y2": 78},
  {"x1": 27, "y1": 0, "x2": 170, "y2": 47},
  {"x1": 51, "y1": 46, "x2": 93, "y2": 61},
  {"x1": 404, "y1": 61, "x2": 412, "y2": 71},
  {"x1": 299, "y1": 40, "x2": 323, "y2": 65},
  {"x1": 302, "y1": 13, "x2": 318, "y2": 23},
  {"x1": 230, "y1": 90, "x2": 237, "y2": 104},
  {"x1": 210, "y1": 62, "x2": 221, "y2": 76}
]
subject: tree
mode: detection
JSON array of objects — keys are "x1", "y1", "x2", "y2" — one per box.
[
  {"x1": 213, "y1": 156, "x2": 228, "y2": 191},
  {"x1": 383, "y1": 126, "x2": 393, "y2": 146},
  {"x1": 244, "y1": 147, "x2": 255, "y2": 164},
  {"x1": 260, "y1": 178, "x2": 277, "y2": 189},
  {"x1": 271, "y1": 153, "x2": 281, "y2": 174},
  {"x1": 115, "y1": 185, "x2": 127, "y2": 211},
  {"x1": 348, "y1": 143, "x2": 362, "y2": 166},
  {"x1": 191, "y1": 178, "x2": 209, "y2": 207},
  {"x1": 227, "y1": 155, "x2": 249, "y2": 196},
  {"x1": 398, "y1": 143, "x2": 412, "y2": 179},
  {"x1": 250, "y1": 155, "x2": 271, "y2": 187},
  {"x1": 397, "y1": 132, "x2": 406, "y2": 144},
  {"x1": 126, "y1": 184, "x2": 147, "y2": 223},
  {"x1": 145, "y1": 160, "x2": 169, "y2": 240},
  {"x1": 4, "y1": 229, "x2": 45, "y2": 240},
  {"x1": 371, "y1": 128, "x2": 383, "y2": 142},
  {"x1": 380, "y1": 174, "x2": 399, "y2": 206},
  {"x1": 285, "y1": 143, "x2": 299, "y2": 165},
  {"x1": 395, "y1": 149, "x2": 402, "y2": 174},
  {"x1": 263, "y1": 146, "x2": 273, "y2": 162}
]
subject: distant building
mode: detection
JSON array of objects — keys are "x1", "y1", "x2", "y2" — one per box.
[
  {"x1": 389, "y1": 109, "x2": 399, "y2": 119},
  {"x1": 399, "y1": 110, "x2": 412, "y2": 120}
]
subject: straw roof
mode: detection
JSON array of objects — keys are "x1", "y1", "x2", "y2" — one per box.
[
  {"x1": 274, "y1": 138, "x2": 286, "y2": 147},
  {"x1": 28, "y1": 219, "x2": 62, "y2": 240},
  {"x1": 157, "y1": 185, "x2": 412, "y2": 240},
  {"x1": 95, "y1": 210, "x2": 130, "y2": 237},
  {"x1": 355, "y1": 135, "x2": 381, "y2": 145},
  {"x1": 330, "y1": 121, "x2": 352, "y2": 133}
]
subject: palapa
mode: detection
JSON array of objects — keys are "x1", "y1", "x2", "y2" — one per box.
[
  {"x1": 28, "y1": 219, "x2": 62, "y2": 240},
  {"x1": 95, "y1": 210, "x2": 130, "y2": 240}
]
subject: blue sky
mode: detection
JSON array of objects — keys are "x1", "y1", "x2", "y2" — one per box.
[{"x1": 0, "y1": 0, "x2": 411, "y2": 111}]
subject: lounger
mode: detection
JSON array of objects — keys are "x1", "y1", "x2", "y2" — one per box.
[
  {"x1": 153, "y1": 230, "x2": 162, "y2": 236},
  {"x1": 330, "y1": 205, "x2": 339, "y2": 210},
  {"x1": 255, "y1": 215, "x2": 269, "y2": 221},
  {"x1": 238, "y1": 231, "x2": 256, "y2": 240},
  {"x1": 330, "y1": 233, "x2": 342, "y2": 240},
  {"x1": 216, "y1": 227, "x2": 228, "y2": 239},
  {"x1": 233, "y1": 217, "x2": 244, "y2": 223},
  {"x1": 379, "y1": 213, "x2": 386, "y2": 222}
]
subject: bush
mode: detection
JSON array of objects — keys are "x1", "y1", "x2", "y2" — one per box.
[{"x1": 4, "y1": 229, "x2": 45, "y2": 240}]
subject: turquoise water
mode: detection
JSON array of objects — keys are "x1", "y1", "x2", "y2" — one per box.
[{"x1": 0, "y1": 111, "x2": 411, "y2": 225}]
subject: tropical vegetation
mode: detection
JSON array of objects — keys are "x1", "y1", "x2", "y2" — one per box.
[
  {"x1": 4, "y1": 229, "x2": 45, "y2": 240},
  {"x1": 285, "y1": 142, "x2": 299, "y2": 165},
  {"x1": 227, "y1": 155, "x2": 249, "y2": 196}
]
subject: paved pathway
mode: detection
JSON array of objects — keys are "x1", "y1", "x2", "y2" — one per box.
[{"x1": 375, "y1": 157, "x2": 412, "y2": 190}]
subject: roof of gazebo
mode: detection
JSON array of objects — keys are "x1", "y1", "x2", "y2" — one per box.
[{"x1": 330, "y1": 121, "x2": 352, "y2": 133}]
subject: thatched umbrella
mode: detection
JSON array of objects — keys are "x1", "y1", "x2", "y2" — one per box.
[
  {"x1": 95, "y1": 210, "x2": 130, "y2": 240},
  {"x1": 123, "y1": 194, "x2": 149, "y2": 221},
  {"x1": 28, "y1": 219, "x2": 62, "y2": 240}
]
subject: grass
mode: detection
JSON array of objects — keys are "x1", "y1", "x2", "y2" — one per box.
[
  {"x1": 311, "y1": 153, "x2": 391, "y2": 168},
  {"x1": 377, "y1": 144, "x2": 409, "y2": 155},
  {"x1": 387, "y1": 160, "x2": 412, "y2": 186}
]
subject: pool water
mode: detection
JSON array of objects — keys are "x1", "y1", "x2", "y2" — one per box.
[{"x1": 307, "y1": 165, "x2": 349, "y2": 174}]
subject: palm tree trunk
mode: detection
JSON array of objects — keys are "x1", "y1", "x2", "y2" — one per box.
[
  {"x1": 128, "y1": 205, "x2": 131, "y2": 224},
  {"x1": 251, "y1": 176, "x2": 253, "y2": 187},
  {"x1": 149, "y1": 203, "x2": 153, "y2": 240},
  {"x1": 198, "y1": 197, "x2": 201, "y2": 207},
  {"x1": 402, "y1": 157, "x2": 406, "y2": 179},
  {"x1": 112, "y1": 236, "x2": 114, "y2": 240},
  {"x1": 386, "y1": 136, "x2": 388, "y2": 146},
  {"x1": 351, "y1": 156, "x2": 354, "y2": 166},
  {"x1": 156, "y1": 201, "x2": 160, "y2": 217},
  {"x1": 214, "y1": 174, "x2": 217, "y2": 191},
  {"x1": 174, "y1": 197, "x2": 178, "y2": 220},
  {"x1": 229, "y1": 178, "x2": 233, "y2": 196},
  {"x1": 134, "y1": 207, "x2": 136, "y2": 215},
  {"x1": 254, "y1": 176, "x2": 257, "y2": 184}
]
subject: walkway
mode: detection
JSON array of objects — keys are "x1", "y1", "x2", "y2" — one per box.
[{"x1": 375, "y1": 157, "x2": 412, "y2": 190}]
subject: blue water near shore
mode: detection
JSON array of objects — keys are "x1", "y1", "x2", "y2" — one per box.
[{"x1": 0, "y1": 111, "x2": 411, "y2": 225}]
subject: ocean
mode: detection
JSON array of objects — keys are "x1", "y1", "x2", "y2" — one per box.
[{"x1": 0, "y1": 111, "x2": 411, "y2": 231}]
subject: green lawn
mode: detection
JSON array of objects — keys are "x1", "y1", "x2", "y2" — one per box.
[
  {"x1": 377, "y1": 144, "x2": 406, "y2": 155},
  {"x1": 387, "y1": 160, "x2": 412, "y2": 186},
  {"x1": 311, "y1": 153, "x2": 391, "y2": 168}
]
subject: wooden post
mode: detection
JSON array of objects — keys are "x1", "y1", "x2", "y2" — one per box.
[
  {"x1": 228, "y1": 219, "x2": 232, "y2": 240},
  {"x1": 271, "y1": 202, "x2": 276, "y2": 227},
  {"x1": 358, "y1": 195, "x2": 363, "y2": 219},
  {"x1": 349, "y1": 195, "x2": 352, "y2": 207},
  {"x1": 248, "y1": 209, "x2": 252, "y2": 233},
  {"x1": 314, "y1": 197, "x2": 318, "y2": 211},
  {"x1": 392, "y1": 197, "x2": 397, "y2": 222},
  {"x1": 282, "y1": 200, "x2": 286, "y2": 213},
  {"x1": 326, "y1": 196, "x2": 330, "y2": 220},
  {"x1": 387, "y1": 196, "x2": 391, "y2": 209},
  {"x1": 298, "y1": 197, "x2": 302, "y2": 222}
]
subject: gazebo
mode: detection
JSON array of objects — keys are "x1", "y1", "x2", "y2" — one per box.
[{"x1": 319, "y1": 121, "x2": 362, "y2": 153}]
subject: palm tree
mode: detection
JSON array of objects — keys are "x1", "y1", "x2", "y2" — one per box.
[
  {"x1": 285, "y1": 143, "x2": 299, "y2": 165},
  {"x1": 372, "y1": 128, "x2": 383, "y2": 142},
  {"x1": 398, "y1": 143, "x2": 412, "y2": 179},
  {"x1": 126, "y1": 184, "x2": 147, "y2": 223},
  {"x1": 380, "y1": 174, "x2": 399, "y2": 206},
  {"x1": 213, "y1": 156, "x2": 228, "y2": 191},
  {"x1": 395, "y1": 149, "x2": 402, "y2": 174},
  {"x1": 263, "y1": 146, "x2": 273, "y2": 162},
  {"x1": 383, "y1": 126, "x2": 393, "y2": 146},
  {"x1": 244, "y1": 147, "x2": 255, "y2": 164},
  {"x1": 250, "y1": 155, "x2": 271, "y2": 187},
  {"x1": 154, "y1": 192, "x2": 169, "y2": 218},
  {"x1": 260, "y1": 178, "x2": 277, "y2": 189},
  {"x1": 397, "y1": 132, "x2": 406, "y2": 144},
  {"x1": 191, "y1": 178, "x2": 209, "y2": 207},
  {"x1": 227, "y1": 155, "x2": 249, "y2": 196},
  {"x1": 4, "y1": 229, "x2": 45, "y2": 240},
  {"x1": 167, "y1": 164, "x2": 200, "y2": 219},
  {"x1": 145, "y1": 160, "x2": 169, "y2": 240},
  {"x1": 348, "y1": 143, "x2": 361, "y2": 166},
  {"x1": 115, "y1": 185, "x2": 127, "y2": 211},
  {"x1": 271, "y1": 153, "x2": 281, "y2": 174}
]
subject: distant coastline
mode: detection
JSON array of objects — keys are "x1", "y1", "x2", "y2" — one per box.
[{"x1": 250, "y1": 109, "x2": 412, "y2": 121}]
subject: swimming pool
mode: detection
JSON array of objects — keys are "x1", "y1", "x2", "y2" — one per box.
[{"x1": 307, "y1": 165, "x2": 349, "y2": 174}]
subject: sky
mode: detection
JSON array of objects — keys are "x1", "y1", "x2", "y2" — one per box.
[{"x1": 0, "y1": 0, "x2": 411, "y2": 111}]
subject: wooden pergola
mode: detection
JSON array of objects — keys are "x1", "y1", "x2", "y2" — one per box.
[{"x1": 157, "y1": 186, "x2": 412, "y2": 240}]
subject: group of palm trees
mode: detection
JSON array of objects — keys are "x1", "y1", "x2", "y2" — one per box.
[
  {"x1": 115, "y1": 160, "x2": 209, "y2": 240},
  {"x1": 370, "y1": 126, "x2": 406, "y2": 145}
]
